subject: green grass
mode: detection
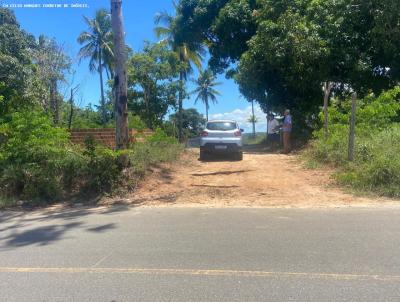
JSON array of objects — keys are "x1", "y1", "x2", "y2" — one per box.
[
  {"x1": 242, "y1": 132, "x2": 266, "y2": 145},
  {"x1": 129, "y1": 141, "x2": 183, "y2": 176},
  {"x1": 305, "y1": 87, "x2": 400, "y2": 198},
  {"x1": 306, "y1": 123, "x2": 400, "y2": 198},
  {"x1": 0, "y1": 114, "x2": 183, "y2": 209}
]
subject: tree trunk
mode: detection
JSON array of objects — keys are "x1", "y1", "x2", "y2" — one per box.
[
  {"x1": 50, "y1": 79, "x2": 59, "y2": 125},
  {"x1": 105, "y1": 66, "x2": 111, "y2": 81},
  {"x1": 98, "y1": 47, "x2": 107, "y2": 125},
  {"x1": 348, "y1": 92, "x2": 357, "y2": 161},
  {"x1": 323, "y1": 81, "x2": 332, "y2": 139},
  {"x1": 205, "y1": 95, "x2": 209, "y2": 121},
  {"x1": 178, "y1": 71, "x2": 184, "y2": 142},
  {"x1": 111, "y1": 0, "x2": 129, "y2": 150},
  {"x1": 251, "y1": 100, "x2": 256, "y2": 138},
  {"x1": 144, "y1": 85, "x2": 150, "y2": 128},
  {"x1": 68, "y1": 88, "x2": 74, "y2": 130}
]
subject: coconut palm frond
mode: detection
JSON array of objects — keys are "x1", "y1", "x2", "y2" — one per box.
[
  {"x1": 190, "y1": 87, "x2": 202, "y2": 94},
  {"x1": 187, "y1": 49, "x2": 203, "y2": 71},
  {"x1": 211, "y1": 81, "x2": 223, "y2": 87},
  {"x1": 209, "y1": 88, "x2": 221, "y2": 96},
  {"x1": 77, "y1": 31, "x2": 94, "y2": 44},
  {"x1": 154, "y1": 11, "x2": 174, "y2": 27},
  {"x1": 77, "y1": 42, "x2": 96, "y2": 60},
  {"x1": 191, "y1": 68, "x2": 222, "y2": 109},
  {"x1": 209, "y1": 93, "x2": 218, "y2": 104},
  {"x1": 83, "y1": 15, "x2": 95, "y2": 29},
  {"x1": 154, "y1": 26, "x2": 172, "y2": 39}
]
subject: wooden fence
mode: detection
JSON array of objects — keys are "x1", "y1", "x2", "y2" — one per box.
[{"x1": 69, "y1": 128, "x2": 153, "y2": 149}]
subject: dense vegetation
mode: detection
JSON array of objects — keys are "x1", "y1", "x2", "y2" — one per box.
[
  {"x1": 174, "y1": 0, "x2": 400, "y2": 134},
  {"x1": 1, "y1": 0, "x2": 400, "y2": 204},
  {"x1": 170, "y1": 0, "x2": 400, "y2": 196},
  {"x1": 0, "y1": 8, "x2": 189, "y2": 207},
  {"x1": 0, "y1": 108, "x2": 182, "y2": 208},
  {"x1": 306, "y1": 87, "x2": 400, "y2": 197}
]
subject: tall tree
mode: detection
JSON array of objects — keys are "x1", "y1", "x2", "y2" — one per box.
[
  {"x1": 191, "y1": 69, "x2": 221, "y2": 121},
  {"x1": 77, "y1": 9, "x2": 113, "y2": 125},
  {"x1": 111, "y1": 0, "x2": 129, "y2": 150},
  {"x1": 176, "y1": 0, "x2": 256, "y2": 73},
  {"x1": 248, "y1": 99, "x2": 257, "y2": 138},
  {"x1": 34, "y1": 35, "x2": 71, "y2": 124},
  {"x1": 154, "y1": 8, "x2": 204, "y2": 141},
  {"x1": 0, "y1": 8, "x2": 37, "y2": 115},
  {"x1": 176, "y1": 0, "x2": 400, "y2": 125},
  {"x1": 169, "y1": 108, "x2": 206, "y2": 138},
  {"x1": 128, "y1": 41, "x2": 180, "y2": 128}
]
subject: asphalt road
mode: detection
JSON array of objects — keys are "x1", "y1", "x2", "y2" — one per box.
[{"x1": 1, "y1": 206, "x2": 400, "y2": 301}]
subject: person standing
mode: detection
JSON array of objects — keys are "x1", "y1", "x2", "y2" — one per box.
[
  {"x1": 282, "y1": 109, "x2": 292, "y2": 154},
  {"x1": 267, "y1": 114, "x2": 280, "y2": 150}
]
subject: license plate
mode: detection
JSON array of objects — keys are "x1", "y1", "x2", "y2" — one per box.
[{"x1": 215, "y1": 145, "x2": 227, "y2": 150}]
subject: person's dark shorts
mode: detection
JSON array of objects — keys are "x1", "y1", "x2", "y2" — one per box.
[{"x1": 267, "y1": 133, "x2": 280, "y2": 142}]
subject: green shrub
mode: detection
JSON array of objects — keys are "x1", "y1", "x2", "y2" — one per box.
[
  {"x1": 0, "y1": 110, "x2": 71, "y2": 202},
  {"x1": 81, "y1": 138, "x2": 122, "y2": 194},
  {"x1": 0, "y1": 110, "x2": 123, "y2": 204},
  {"x1": 146, "y1": 127, "x2": 178, "y2": 144},
  {"x1": 336, "y1": 125, "x2": 400, "y2": 197},
  {"x1": 130, "y1": 129, "x2": 182, "y2": 176},
  {"x1": 242, "y1": 133, "x2": 266, "y2": 145},
  {"x1": 128, "y1": 114, "x2": 146, "y2": 131},
  {"x1": 306, "y1": 87, "x2": 400, "y2": 197},
  {"x1": 308, "y1": 124, "x2": 349, "y2": 166},
  {"x1": 0, "y1": 109, "x2": 183, "y2": 207}
]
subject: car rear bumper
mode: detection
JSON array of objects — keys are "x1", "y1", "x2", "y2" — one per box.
[
  {"x1": 200, "y1": 137, "x2": 242, "y2": 146},
  {"x1": 200, "y1": 143, "x2": 242, "y2": 153}
]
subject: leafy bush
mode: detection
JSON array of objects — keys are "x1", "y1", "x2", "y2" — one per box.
[
  {"x1": 335, "y1": 125, "x2": 400, "y2": 197},
  {"x1": 306, "y1": 87, "x2": 400, "y2": 197},
  {"x1": 0, "y1": 110, "x2": 71, "y2": 201},
  {"x1": 128, "y1": 114, "x2": 146, "y2": 131},
  {"x1": 130, "y1": 129, "x2": 181, "y2": 176},
  {"x1": 308, "y1": 123, "x2": 349, "y2": 165},
  {"x1": 242, "y1": 133, "x2": 266, "y2": 145},
  {"x1": 146, "y1": 127, "x2": 178, "y2": 144},
  {"x1": 0, "y1": 110, "x2": 183, "y2": 207},
  {"x1": 80, "y1": 136, "x2": 122, "y2": 194}
]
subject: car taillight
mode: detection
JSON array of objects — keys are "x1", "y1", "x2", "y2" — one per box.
[
  {"x1": 234, "y1": 130, "x2": 241, "y2": 137},
  {"x1": 201, "y1": 131, "x2": 208, "y2": 137}
]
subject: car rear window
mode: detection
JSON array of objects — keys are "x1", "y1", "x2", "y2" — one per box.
[{"x1": 206, "y1": 122, "x2": 237, "y2": 131}]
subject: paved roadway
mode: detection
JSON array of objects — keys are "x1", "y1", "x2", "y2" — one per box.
[{"x1": 1, "y1": 206, "x2": 400, "y2": 301}]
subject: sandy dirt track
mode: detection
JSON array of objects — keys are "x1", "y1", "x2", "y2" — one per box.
[{"x1": 126, "y1": 149, "x2": 398, "y2": 208}]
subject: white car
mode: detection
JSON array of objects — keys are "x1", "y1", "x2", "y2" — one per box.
[{"x1": 199, "y1": 120, "x2": 243, "y2": 160}]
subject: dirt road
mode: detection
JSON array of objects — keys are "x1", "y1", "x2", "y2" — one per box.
[{"x1": 128, "y1": 148, "x2": 397, "y2": 208}]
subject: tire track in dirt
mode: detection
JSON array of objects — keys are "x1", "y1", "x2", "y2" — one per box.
[{"x1": 129, "y1": 149, "x2": 398, "y2": 208}]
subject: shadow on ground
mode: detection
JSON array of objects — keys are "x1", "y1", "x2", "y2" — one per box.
[
  {"x1": 243, "y1": 144, "x2": 281, "y2": 154},
  {"x1": 191, "y1": 170, "x2": 251, "y2": 176},
  {"x1": 197, "y1": 155, "x2": 240, "y2": 162},
  {"x1": 0, "y1": 204, "x2": 132, "y2": 249}
]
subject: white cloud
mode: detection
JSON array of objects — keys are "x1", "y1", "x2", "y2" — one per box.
[{"x1": 210, "y1": 104, "x2": 267, "y2": 133}]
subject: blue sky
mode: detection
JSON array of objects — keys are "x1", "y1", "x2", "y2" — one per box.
[{"x1": 6, "y1": 0, "x2": 267, "y2": 131}]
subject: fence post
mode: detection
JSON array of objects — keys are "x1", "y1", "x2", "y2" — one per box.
[
  {"x1": 323, "y1": 81, "x2": 332, "y2": 139},
  {"x1": 348, "y1": 92, "x2": 357, "y2": 161}
]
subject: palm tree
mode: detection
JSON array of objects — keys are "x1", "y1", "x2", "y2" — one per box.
[
  {"x1": 249, "y1": 99, "x2": 257, "y2": 137},
  {"x1": 77, "y1": 9, "x2": 114, "y2": 125},
  {"x1": 191, "y1": 69, "x2": 221, "y2": 121},
  {"x1": 154, "y1": 8, "x2": 204, "y2": 141},
  {"x1": 111, "y1": 0, "x2": 129, "y2": 150},
  {"x1": 247, "y1": 115, "x2": 258, "y2": 138}
]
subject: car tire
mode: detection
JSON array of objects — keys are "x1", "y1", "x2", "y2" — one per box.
[
  {"x1": 200, "y1": 150, "x2": 207, "y2": 161},
  {"x1": 235, "y1": 152, "x2": 243, "y2": 161}
]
